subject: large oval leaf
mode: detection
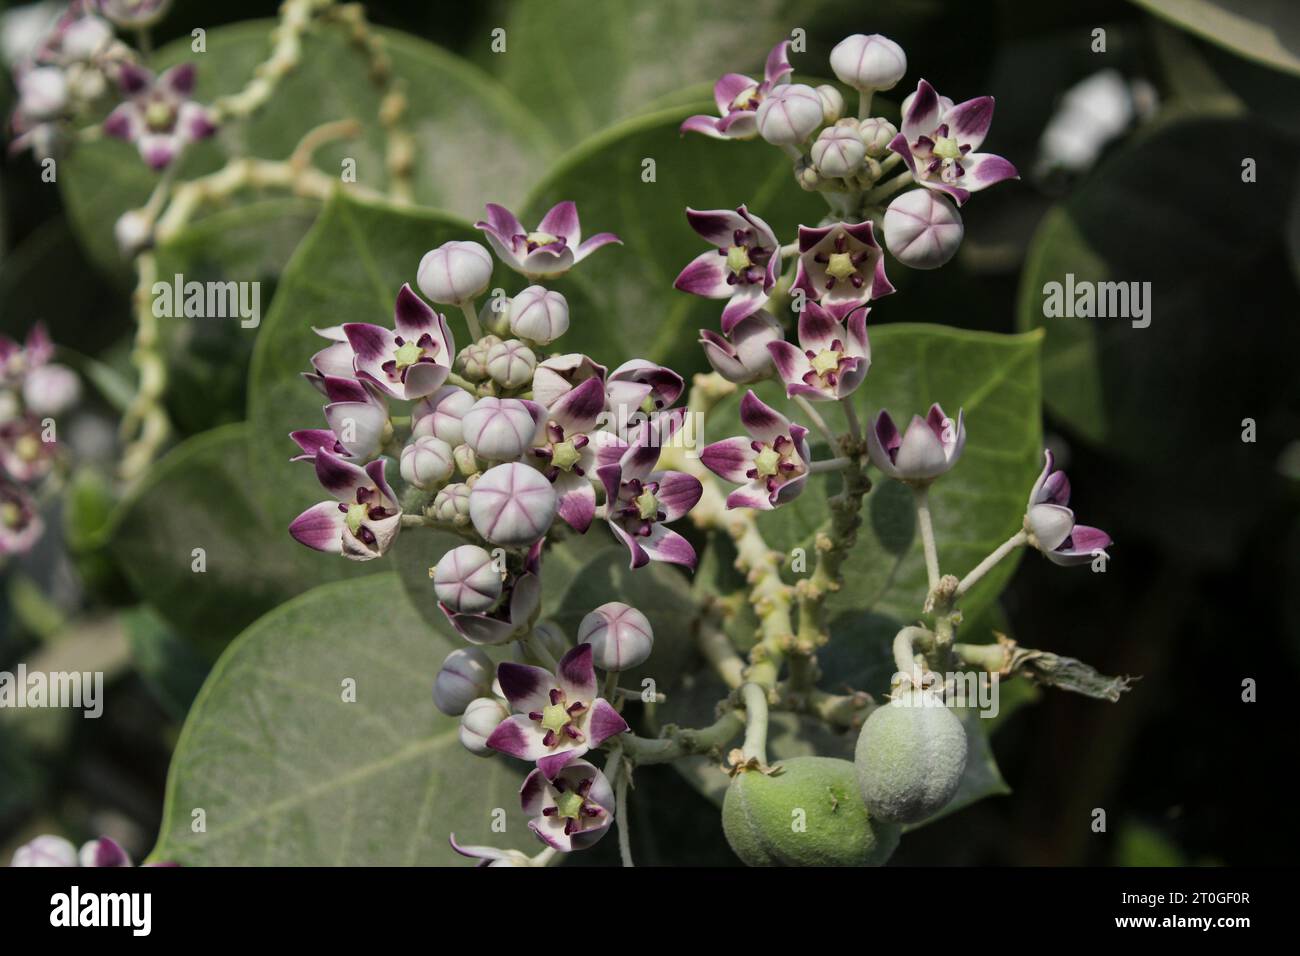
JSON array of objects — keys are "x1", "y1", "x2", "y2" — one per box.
[
  {"x1": 150, "y1": 574, "x2": 532, "y2": 865},
  {"x1": 1131, "y1": 0, "x2": 1300, "y2": 77}
]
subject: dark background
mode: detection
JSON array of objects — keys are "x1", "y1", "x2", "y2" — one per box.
[{"x1": 2, "y1": 0, "x2": 1297, "y2": 866}]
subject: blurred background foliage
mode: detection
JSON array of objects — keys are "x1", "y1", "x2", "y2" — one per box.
[{"x1": 1, "y1": 0, "x2": 1297, "y2": 865}]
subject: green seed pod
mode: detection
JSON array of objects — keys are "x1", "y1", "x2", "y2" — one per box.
[
  {"x1": 854, "y1": 691, "x2": 968, "y2": 824},
  {"x1": 722, "y1": 757, "x2": 900, "y2": 867}
]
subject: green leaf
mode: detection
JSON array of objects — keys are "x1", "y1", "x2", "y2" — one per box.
[
  {"x1": 498, "y1": 0, "x2": 803, "y2": 142},
  {"x1": 150, "y1": 574, "x2": 532, "y2": 865},
  {"x1": 1130, "y1": 0, "x2": 1300, "y2": 77},
  {"x1": 107, "y1": 423, "x2": 367, "y2": 657},
  {"x1": 122, "y1": 605, "x2": 210, "y2": 720},
  {"x1": 61, "y1": 19, "x2": 552, "y2": 278},
  {"x1": 523, "y1": 106, "x2": 826, "y2": 373}
]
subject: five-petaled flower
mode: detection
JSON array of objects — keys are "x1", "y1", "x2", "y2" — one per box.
[
  {"x1": 103, "y1": 62, "x2": 216, "y2": 170},
  {"x1": 521, "y1": 758, "x2": 616, "y2": 851},
  {"x1": 680, "y1": 40, "x2": 792, "y2": 141},
  {"x1": 792, "y1": 221, "x2": 893, "y2": 319},
  {"x1": 475, "y1": 201, "x2": 620, "y2": 280},
  {"x1": 702, "y1": 391, "x2": 811, "y2": 511},
  {"x1": 597, "y1": 412, "x2": 703, "y2": 570},
  {"x1": 768, "y1": 301, "x2": 871, "y2": 402},
  {"x1": 530, "y1": 377, "x2": 625, "y2": 533},
  {"x1": 290, "y1": 373, "x2": 388, "y2": 463},
  {"x1": 487, "y1": 643, "x2": 628, "y2": 779},
  {"x1": 866, "y1": 403, "x2": 966, "y2": 484},
  {"x1": 674, "y1": 206, "x2": 781, "y2": 333},
  {"x1": 888, "y1": 79, "x2": 1017, "y2": 205},
  {"x1": 344, "y1": 284, "x2": 454, "y2": 401},
  {"x1": 1024, "y1": 450, "x2": 1112, "y2": 566},
  {"x1": 289, "y1": 450, "x2": 402, "y2": 561}
]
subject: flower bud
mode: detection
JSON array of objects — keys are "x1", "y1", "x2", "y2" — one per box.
[
  {"x1": 486, "y1": 339, "x2": 537, "y2": 390},
  {"x1": 755, "y1": 84, "x2": 823, "y2": 146},
  {"x1": 400, "y1": 435, "x2": 454, "y2": 490},
  {"x1": 723, "y1": 757, "x2": 899, "y2": 866},
  {"x1": 417, "y1": 240, "x2": 493, "y2": 305},
  {"x1": 22, "y1": 363, "x2": 81, "y2": 416},
  {"x1": 829, "y1": 34, "x2": 907, "y2": 92},
  {"x1": 460, "y1": 696, "x2": 509, "y2": 755},
  {"x1": 455, "y1": 335, "x2": 500, "y2": 381},
  {"x1": 854, "y1": 690, "x2": 968, "y2": 824},
  {"x1": 462, "y1": 397, "x2": 542, "y2": 462},
  {"x1": 815, "y1": 84, "x2": 844, "y2": 124},
  {"x1": 79, "y1": 837, "x2": 132, "y2": 867},
  {"x1": 433, "y1": 544, "x2": 503, "y2": 613},
  {"x1": 453, "y1": 443, "x2": 483, "y2": 478},
  {"x1": 98, "y1": 0, "x2": 172, "y2": 29},
  {"x1": 508, "y1": 285, "x2": 569, "y2": 345},
  {"x1": 798, "y1": 164, "x2": 821, "y2": 190},
  {"x1": 858, "y1": 117, "x2": 897, "y2": 157},
  {"x1": 699, "y1": 312, "x2": 783, "y2": 384},
  {"x1": 433, "y1": 646, "x2": 494, "y2": 715},
  {"x1": 10, "y1": 834, "x2": 78, "y2": 867},
  {"x1": 883, "y1": 190, "x2": 964, "y2": 270},
  {"x1": 19, "y1": 67, "x2": 68, "y2": 121},
  {"x1": 469, "y1": 462, "x2": 557, "y2": 546},
  {"x1": 811, "y1": 124, "x2": 866, "y2": 178},
  {"x1": 412, "y1": 386, "x2": 475, "y2": 447},
  {"x1": 62, "y1": 15, "x2": 114, "y2": 59},
  {"x1": 578, "y1": 602, "x2": 654, "y2": 672},
  {"x1": 482, "y1": 296, "x2": 511, "y2": 337},
  {"x1": 113, "y1": 209, "x2": 154, "y2": 258},
  {"x1": 866, "y1": 405, "x2": 966, "y2": 484},
  {"x1": 432, "y1": 482, "x2": 471, "y2": 524}
]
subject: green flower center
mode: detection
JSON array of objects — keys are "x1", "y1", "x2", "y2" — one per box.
[
  {"x1": 551, "y1": 439, "x2": 582, "y2": 471},
  {"x1": 345, "y1": 502, "x2": 369, "y2": 535},
  {"x1": 541, "y1": 701, "x2": 571, "y2": 734},
  {"x1": 15, "y1": 434, "x2": 40, "y2": 462},
  {"x1": 826, "y1": 251, "x2": 857, "y2": 280},
  {"x1": 753, "y1": 446, "x2": 782, "y2": 477},
  {"x1": 393, "y1": 341, "x2": 424, "y2": 370},
  {"x1": 526, "y1": 230, "x2": 559, "y2": 247},
  {"x1": 810, "y1": 348, "x2": 843, "y2": 377},
  {"x1": 635, "y1": 488, "x2": 659, "y2": 521},
  {"x1": 730, "y1": 86, "x2": 759, "y2": 111},
  {"x1": 555, "y1": 790, "x2": 586, "y2": 820},
  {"x1": 145, "y1": 100, "x2": 175, "y2": 131},
  {"x1": 725, "y1": 245, "x2": 752, "y2": 274},
  {"x1": 1, "y1": 502, "x2": 20, "y2": 529},
  {"x1": 933, "y1": 135, "x2": 962, "y2": 160}
]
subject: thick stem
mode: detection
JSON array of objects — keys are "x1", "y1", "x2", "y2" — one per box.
[
  {"x1": 808, "y1": 456, "x2": 852, "y2": 474},
  {"x1": 458, "y1": 301, "x2": 484, "y2": 341},
  {"x1": 863, "y1": 170, "x2": 914, "y2": 205},
  {"x1": 619, "y1": 712, "x2": 744, "y2": 765},
  {"x1": 912, "y1": 484, "x2": 941, "y2": 595},
  {"x1": 857, "y1": 90, "x2": 873, "y2": 120},
  {"x1": 740, "y1": 683, "x2": 769, "y2": 764},
  {"x1": 841, "y1": 398, "x2": 863, "y2": 448},
  {"x1": 956, "y1": 529, "x2": 1028, "y2": 598}
]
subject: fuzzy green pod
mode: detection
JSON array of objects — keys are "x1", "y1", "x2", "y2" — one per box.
[
  {"x1": 722, "y1": 756, "x2": 900, "y2": 866},
  {"x1": 854, "y1": 691, "x2": 968, "y2": 824}
]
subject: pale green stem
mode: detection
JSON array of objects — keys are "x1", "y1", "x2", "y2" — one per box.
[
  {"x1": 459, "y1": 301, "x2": 483, "y2": 341},
  {"x1": 740, "y1": 683, "x2": 770, "y2": 763},
  {"x1": 780, "y1": 143, "x2": 803, "y2": 161},
  {"x1": 879, "y1": 151, "x2": 904, "y2": 174},
  {"x1": 779, "y1": 241, "x2": 800, "y2": 259},
  {"x1": 793, "y1": 395, "x2": 837, "y2": 448},
  {"x1": 524, "y1": 632, "x2": 559, "y2": 671},
  {"x1": 956, "y1": 529, "x2": 1028, "y2": 598},
  {"x1": 602, "y1": 669, "x2": 618, "y2": 703},
  {"x1": 912, "y1": 484, "x2": 941, "y2": 595},
  {"x1": 841, "y1": 398, "x2": 863, "y2": 447},
  {"x1": 864, "y1": 170, "x2": 914, "y2": 205},
  {"x1": 610, "y1": 744, "x2": 634, "y2": 867},
  {"x1": 619, "y1": 712, "x2": 744, "y2": 764},
  {"x1": 808, "y1": 456, "x2": 852, "y2": 474},
  {"x1": 857, "y1": 90, "x2": 873, "y2": 120}
]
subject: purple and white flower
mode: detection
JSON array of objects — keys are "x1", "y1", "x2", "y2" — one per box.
[
  {"x1": 866, "y1": 403, "x2": 966, "y2": 484},
  {"x1": 882, "y1": 189, "x2": 964, "y2": 269},
  {"x1": 9, "y1": 834, "x2": 78, "y2": 867},
  {"x1": 416, "y1": 240, "x2": 493, "y2": 306},
  {"x1": 103, "y1": 63, "x2": 216, "y2": 170},
  {"x1": 579, "y1": 601, "x2": 654, "y2": 672},
  {"x1": 288, "y1": 450, "x2": 402, "y2": 560},
  {"x1": 521, "y1": 759, "x2": 616, "y2": 851},
  {"x1": 95, "y1": 0, "x2": 173, "y2": 28},
  {"x1": 462, "y1": 397, "x2": 545, "y2": 462},
  {"x1": 597, "y1": 413, "x2": 702, "y2": 570},
  {"x1": 0, "y1": 415, "x2": 59, "y2": 483},
  {"x1": 1025, "y1": 450, "x2": 1112, "y2": 566},
  {"x1": 0, "y1": 323, "x2": 54, "y2": 385},
  {"x1": 755, "y1": 83, "x2": 824, "y2": 146},
  {"x1": 888, "y1": 79, "x2": 1018, "y2": 205},
  {"x1": 468, "y1": 462, "x2": 557, "y2": 547},
  {"x1": 767, "y1": 301, "x2": 871, "y2": 402},
  {"x1": 433, "y1": 646, "x2": 495, "y2": 716},
  {"x1": 680, "y1": 40, "x2": 792, "y2": 141},
  {"x1": 508, "y1": 285, "x2": 569, "y2": 345},
  {"x1": 791, "y1": 221, "x2": 893, "y2": 319},
  {"x1": 78, "y1": 837, "x2": 131, "y2": 868},
  {"x1": 699, "y1": 311, "x2": 784, "y2": 384},
  {"x1": 486, "y1": 643, "x2": 628, "y2": 779},
  {"x1": 440, "y1": 540, "x2": 544, "y2": 644},
  {"x1": 605, "y1": 359, "x2": 684, "y2": 422},
  {"x1": 460, "y1": 697, "x2": 510, "y2": 755},
  {"x1": 701, "y1": 391, "x2": 811, "y2": 511},
  {"x1": 829, "y1": 34, "x2": 907, "y2": 93},
  {"x1": 290, "y1": 373, "x2": 389, "y2": 463},
  {"x1": 531, "y1": 353, "x2": 606, "y2": 410},
  {"x1": 475, "y1": 201, "x2": 620, "y2": 280},
  {"x1": 673, "y1": 205, "x2": 781, "y2": 334},
  {"x1": 344, "y1": 284, "x2": 455, "y2": 401},
  {"x1": 530, "y1": 377, "x2": 624, "y2": 534}
]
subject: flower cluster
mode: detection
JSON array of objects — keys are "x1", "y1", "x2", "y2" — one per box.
[
  {"x1": 0, "y1": 325, "x2": 79, "y2": 557},
  {"x1": 9, "y1": 833, "x2": 175, "y2": 867},
  {"x1": 6, "y1": 1, "x2": 211, "y2": 168}
]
